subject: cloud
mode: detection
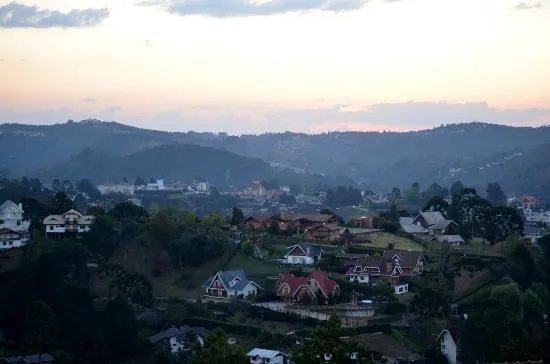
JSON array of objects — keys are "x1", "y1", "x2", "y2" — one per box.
[
  {"x1": 514, "y1": 1, "x2": 542, "y2": 10},
  {"x1": 0, "y1": 2, "x2": 110, "y2": 28},
  {"x1": 139, "y1": 0, "x2": 369, "y2": 17},
  {"x1": 141, "y1": 39, "x2": 154, "y2": 47},
  {"x1": 82, "y1": 97, "x2": 97, "y2": 103}
]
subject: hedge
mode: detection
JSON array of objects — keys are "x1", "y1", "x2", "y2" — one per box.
[{"x1": 336, "y1": 279, "x2": 394, "y2": 298}]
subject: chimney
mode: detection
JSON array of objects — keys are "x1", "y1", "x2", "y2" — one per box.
[{"x1": 18, "y1": 203, "x2": 23, "y2": 211}]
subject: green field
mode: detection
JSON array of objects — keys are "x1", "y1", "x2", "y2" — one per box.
[
  {"x1": 462, "y1": 237, "x2": 521, "y2": 257},
  {"x1": 353, "y1": 232, "x2": 425, "y2": 251}
]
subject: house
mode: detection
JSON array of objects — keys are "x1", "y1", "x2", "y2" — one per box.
[
  {"x1": 348, "y1": 216, "x2": 375, "y2": 229},
  {"x1": 278, "y1": 213, "x2": 339, "y2": 230},
  {"x1": 203, "y1": 270, "x2": 261, "y2": 300},
  {"x1": 399, "y1": 217, "x2": 427, "y2": 235},
  {"x1": 148, "y1": 325, "x2": 206, "y2": 354},
  {"x1": 432, "y1": 235, "x2": 465, "y2": 246},
  {"x1": 276, "y1": 270, "x2": 340, "y2": 304},
  {"x1": 97, "y1": 182, "x2": 135, "y2": 196},
  {"x1": 246, "y1": 348, "x2": 291, "y2": 364},
  {"x1": 0, "y1": 227, "x2": 28, "y2": 249},
  {"x1": 412, "y1": 211, "x2": 458, "y2": 235},
  {"x1": 243, "y1": 214, "x2": 274, "y2": 230},
  {"x1": 345, "y1": 250, "x2": 426, "y2": 285},
  {"x1": 43, "y1": 209, "x2": 95, "y2": 238},
  {"x1": 0, "y1": 353, "x2": 55, "y2": 363},
  {"x1": 0, "y1": 200, "x2": 24, "y2": 226},
  {"x1": 305, "y1": 223, "x2": 341, "y2": 243},
  {"x1": 435, "y1": 329, "x2": 460, "y2": 364},
  {"x1": 340, "y1": 228, "x2": 379, "y2": 243},
  {"x1": 283, "y1": 244, "x2": 323, "y2": 265}
]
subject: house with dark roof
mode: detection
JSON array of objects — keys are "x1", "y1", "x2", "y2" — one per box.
[
  {"x1": 203, "y1": 270, "x2": 261, "y2": 300},
  {"x1": 148, "y1": 325, "x2": 206, "y2": 354},
  {"x1": 305, "y1": 223, "x2": 341, "y2": 243},
  {"x1": 276, "y1": 270, "x2": 340, "y2": 304},
  {"x1": 432, "y1": 235, "x2": 465, "y2": 246},
  {"x1": 43, "y1": 209, "x2": 95, "y2": 239},
  {"x1": 413, "y1": 211, "x2": 458, "y2": 235},
  {"x1": 399, "y1": 217, "x2": 428, "y2": 235},
  {"x1": 243, "y1": 214, "x2": 275, "y2": 230},
  {"x1": 283, "y1": 244, "x2": 323, "y2": 265},
  {"x1": 345, "y1": 250, "x2": 426, "y2": 285}
]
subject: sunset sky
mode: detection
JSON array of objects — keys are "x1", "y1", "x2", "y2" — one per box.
[{"x1": 1, "y1": 0, "x2": 549, "y2": 134}]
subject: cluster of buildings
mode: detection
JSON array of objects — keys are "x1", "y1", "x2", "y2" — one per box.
[{"x1": 97, "y1": 179, "x2": 211, "y2": 196}]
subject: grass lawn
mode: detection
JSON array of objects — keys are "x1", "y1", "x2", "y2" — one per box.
[
  {"x1": 353, "y1": 232, "x2": 424, "y2": 251},
  {"x1": 226, "y1": 252, "x2": 288, "y2": 280},
  {"x1": 463, "y1": 237, "x2": 520, "y2": 257},
  {"x1": 451, "y1": 268, "x2": 496, "y2": 300}
]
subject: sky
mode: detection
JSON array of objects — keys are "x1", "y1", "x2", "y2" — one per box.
[{"x1": 1, "y1": 0, "x2": 549, "y2": 134}]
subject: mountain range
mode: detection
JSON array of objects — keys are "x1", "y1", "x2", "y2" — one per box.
[{"x1": 1, "y1": 120, "x2": 549, "y2": 201}]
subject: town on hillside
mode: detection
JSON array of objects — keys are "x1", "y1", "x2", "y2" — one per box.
[{"x1": 0, "y1": 176, "x2": 549, "y2": 364}]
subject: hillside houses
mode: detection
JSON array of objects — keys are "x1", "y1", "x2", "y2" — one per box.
[
  {"x1": 344, "y1": 249, "x2": 426, "y2": 286},
  {"x1": 276, "y1": 270, "x2": 340, "y2": 304},
  {"x1": 283, "y1": 243, "x2": 323, "y2": 265},
  {"x1": 243, "y1": 213, "x2": 339, "y2": 232}
]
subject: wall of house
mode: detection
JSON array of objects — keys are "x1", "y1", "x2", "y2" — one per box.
[
  {"x1": 46, "y1": 225, "x2": 66, "y2": 233},
  {"x1": 440, "y1": 332, "x2": 457, "y2": 364},
  {"x1": 249, "y1": 355, "x2": 286, "y2": 364},
  {"x1": 286, "y1": 256, "x2": 314, "y2": 265},
  {"x1": 348, "y1": 274, "x2": 370, "y2": 284}
]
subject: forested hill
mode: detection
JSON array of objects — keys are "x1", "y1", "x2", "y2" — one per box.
[
  {"x1": 31, "y1": 144, "x2": 275, "y2": 186},
  {"x1": 1, "y1": 120, "x2": 550, "y2": 194}
]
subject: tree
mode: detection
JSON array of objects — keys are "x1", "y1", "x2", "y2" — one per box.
[
  {"x1": 450, "y1": 180, "x2": 464, "y2": 196},
  {"x1": 188, "y1": 328, "x2": 246, "y2": 364},
  {"x1": 391, "y1": 186, "x2": 402, "y2": 199},
  {"x1": 77, "y1": 179, "x2": 100, "y2": 200},
  {"x1": 388, "y1": 202, "x2": 399, "y2": 222},
  {"x1": 267, "y1": 220, "x2": 280, "y2": 235},
  {"x1": 49, "y1": 192, "x2": 76, "y2": 214},
  {"x1": 292, "y1": 314, "x2": 380, "y2": 364},
  {"x1": 279, "y1": 193, "x2": 296, "y2": 205},
  {"x1": 134, "y1": 176, "x2": 146, "y2": 186},
  {"x1": 242, "y1": 240, "x2": 254, "y2": 256},
  {"x1": 87, "y1": 206, "x2": 106, "y2": 216},
  {"x1": 202, "y1": 212, "x2": 225, "y2": 227},
  {"x1": 423, "y1": 197, "x2": 449, "y2": 214},
  {"x1": 109, "y1": 202, "x2": 149, "y2": 223},
  {"x1": 230, "y1": 207, "x2": 245, "y2": 226},
  {"x1": 486, "y1": 182, "x2": 507, "y2": 206},
  {"x1": 84, "y1": 216, "x2": 120, "y2": 260}
]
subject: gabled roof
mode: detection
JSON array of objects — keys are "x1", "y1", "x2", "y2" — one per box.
[
  {"x1": 148, "y1": 325, "x2": 206, "y2": 344},
  {"x1": 382, "y1": 250, "x2": 424, "y2": 268},
  {"x1": 415, "y1": 211, "x2": 446, "y2": 226},
  {"x1": 247, "y1": 348, "x2": 288, "y2": 359},
  {"x1": 43, "y1": 215, "x2": 64, "y2": 225},
  {"x1": 277, "y1": 273, "x2": 311, "y2": 296},
  {"x1": 0, "y1": 227, "x2": 22, "y2": 235},
  {"x1": 63, "y1": 209, "x2": 82, "y2": 216},
  {"x1": 435, "y1": 328, "x2": 461, "y2": 344},
  {"x1": 309, "y1": 270, "x2": 339, "y2": 297},
  {"x1": 244, "y1": 214, "x2": 273, "y2": 223},
  {"x1": 203, "y1": 270, "x2": 259, "y2": 291},
  {"x1": 432, "y1": 219, "x2": 456, "y2": 230},
  {"x1": 280, "y1": 213, "x2": 336, "y2": 224},
  {"x1": 284, "y1": 243, "x2": 322, "y2": 258},
  {"x1": 308, "y1": 223, "x2": 340, "y2": 232},
  {"x1": 433, "y1": 235, "x2": 464, "y2": 243},
  {"x1": 0, "y1": 200, "x2": 23, "y2": 214}
]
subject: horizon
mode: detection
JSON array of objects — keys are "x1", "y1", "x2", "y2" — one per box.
[
  {"x1": 2, "y1": 118, "x2": 550, "y2": 137},
  {"x1": 1, "y1": 0, "x2": 550, "y2": 133}
]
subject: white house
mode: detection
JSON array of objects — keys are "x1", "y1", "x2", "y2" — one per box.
[
  {"x1": 203, "y1": 270, "x2": 261, "y2": 300},
  {"x1": 0, "y1": 200, "x2": 24, "y2": 226},
  {"x1": 0, "y1": 227, "x2": 28, "y2": 249},
  {"x1": 436, "y1": 329, "x2": 459, "y2": 364},
  {"x1": 283, "y1": 244, "x2": 323, "y2": 265},
  {"x1": 43, "y1": 209, "x2": 95, "y2": 238},
  {"x1": 247, "y1": 348, "x2": 291, "y2": 364},
  {"x1": 148, "y1": 326, "x2": 206, "y2": 354},
  {"x1": 97, "y1": 183, "x2": 135, "y2": 196}
]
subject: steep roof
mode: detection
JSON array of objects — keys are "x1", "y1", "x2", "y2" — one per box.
[
  {"x1": 280, "y1": 213, "x2": 335, "y2": 223},
  {"x1": 247, "y1": 348, "x2": 287, "y2": 359},
  {"x1": 309, "y1": 270, "x2": 339, "y2": 296},
  {"x1": 63, "y1": 209, "x2": 82, "y2": 217},
  {"x1": 0, "y1": 200, "x2": 23, "y2": 214},
  {"x1": 277, "y1": 273, "x2": 311, "y2": 295},
  {"x1": 432, "y1": 219, "x2": 455, "y2": 230},
  {"x1": 417, "y1": 211, "x2": 446, "y2": 226},
  {"x1": 203, "y1": 270, "x2": 258, "y2": 291},
  {"x1": 284, "y1": 243, "x2": 322, "y2": 258},
  {"x1": 0, "y1": 227, "x2": 22, "y2": 235},
  {"x1": 308, "y1": 223, "x2": 340, "y2": 232},
  {"x1": 382, "y1": 249, "x2": 423, "y2": 268},
  {"x1": 245, "y1": 214, "x2": 273, "y2": 223},
  {"x1": 43, "y1": 215, "x2": 64, "y2": 225},
  {"x1": 148, "y1": 325, "x2": 206, "y2": 344},
  {"x1": 433, "y1": 235, "x2": 464, "y2": 243}
]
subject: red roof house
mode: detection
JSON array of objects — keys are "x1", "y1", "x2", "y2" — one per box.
[{"x1": 276, "y1": 270, "x2": 340, "y2": 304}]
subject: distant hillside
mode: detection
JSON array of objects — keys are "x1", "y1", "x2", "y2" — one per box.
[
  {"x1": 32, "y1": 144, "x2": 276, "y2": 186},
  {"x1": 1, "y1": 120, "x2": 550, "y2": 198}
]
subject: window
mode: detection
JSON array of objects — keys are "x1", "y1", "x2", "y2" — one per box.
[{"x1": 49, "y1": 226, "x2": 54, "y2": 231}]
